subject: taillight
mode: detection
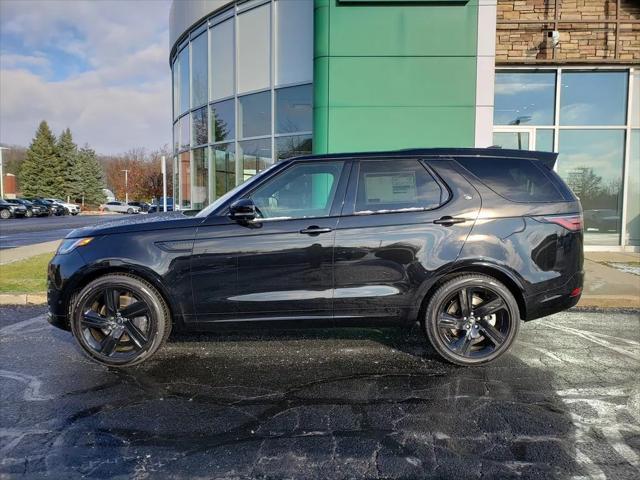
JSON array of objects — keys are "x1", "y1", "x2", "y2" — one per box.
[{"x1": 539, "y1": 214, "x2": 583, "y2": 231}]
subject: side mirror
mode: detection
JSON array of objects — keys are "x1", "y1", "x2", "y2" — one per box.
[{"x1": 229, "y1": 198, "x2": 256, "y2": 221}]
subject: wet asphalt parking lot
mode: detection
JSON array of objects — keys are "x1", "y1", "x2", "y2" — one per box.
[{"x1": 1, "y1": 306, "x2": 639, "y2": 479}]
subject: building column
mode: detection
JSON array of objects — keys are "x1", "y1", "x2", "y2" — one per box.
[{"x1": 474, "y1": 0, "x2": 497, "y2": 147}]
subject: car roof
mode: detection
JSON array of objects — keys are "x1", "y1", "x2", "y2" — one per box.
[{"x1": 289, "y1": 147, "x2": 558, "y2": 169}]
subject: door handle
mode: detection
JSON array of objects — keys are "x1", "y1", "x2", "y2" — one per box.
[
  {"x1": 433, "y1": 216, "x2": 467, "y2": 226},
  {"x1": 300, "y1": 226, "x2": 333, "y2": 235}
]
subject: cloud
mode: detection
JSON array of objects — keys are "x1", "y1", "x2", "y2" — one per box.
[{"x1": 0, "y1": 0, "x2": 172, "y2": 154}]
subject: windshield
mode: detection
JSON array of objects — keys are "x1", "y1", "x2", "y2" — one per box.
[{"x1": 196, "y1": 164, "x2": 279, "y2": 218}]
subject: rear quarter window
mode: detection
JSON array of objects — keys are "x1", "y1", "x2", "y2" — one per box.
[{"x1": 456, "y1": 157, "x2": 564, "y2": 203}]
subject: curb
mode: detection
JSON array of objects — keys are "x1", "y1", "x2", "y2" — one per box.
[{"x1": 0, "y1": 293, "x2": 47, "y2": 305}]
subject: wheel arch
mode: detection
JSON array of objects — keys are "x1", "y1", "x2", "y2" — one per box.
[
  {"x1": 64, "y1": 263, "x2": 181, "y2": 329},
  {"x1": 416, "y1": 262, "x2": 528, "y2": 324}
]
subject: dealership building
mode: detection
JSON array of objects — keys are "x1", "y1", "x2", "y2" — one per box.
[{"x1": 169, "y1": 0, "x2": 639, "y2": 250}]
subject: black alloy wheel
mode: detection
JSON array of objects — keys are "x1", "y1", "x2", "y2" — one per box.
[
  {"x1": 424, "y1": 274, "x2": 519, "y2": 366},
  {"x1": 71, "y1": 274, "x2": 171, "y2": 367}
]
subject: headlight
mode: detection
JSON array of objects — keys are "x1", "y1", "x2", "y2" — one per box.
[{"x1": 57, "y1": 237, "x2": 94, "y2": 255}]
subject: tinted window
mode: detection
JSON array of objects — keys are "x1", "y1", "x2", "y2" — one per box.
[
  {"x1": 250, "y1": 161, "x2": 344, "y2": 220},
  {"x1": 457, "y1": 157, "x2": 564, "y2": 203},
  {"x1": 354, "y1": 159, "x2": 443, "y2": 213}
]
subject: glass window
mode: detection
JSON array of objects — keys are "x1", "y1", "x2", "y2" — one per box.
[
  {"x1": 214, "y1": 143, "x2": 236, "y2": 197},
  {"x1": 237, "y1": 4, "x2": 271, "y2": 94},
  {"x1": 558, "y1": 130, "x2": 625, "y2": 245},
  {"x1": 211, "y1": 99, "x2": 235, "y2": 142},
  {"x1": 178, "y1": 46, "x2": 190, "y2": 115},
  {"x1": 276, "y1": 135, "x2": 312, "y2": 160},
  {"x1": 172, "y1": 57, "x2": 179, "y2": 119},
  {"x1": 180, "y1": 114, "x2": 190, "y2": 151},
  {"x1": 275, "y1": 84, "x2": 312, "y2": 134},
  {"x1": 494, "y1": 72, "x2": 556, "y2": 125},
  {"x1": 250, "y1": 161, "x2": 344, "y2": 220},
  {"x1": 354, "y1": 160, "x2": 443, "y2": 213},
  {"x1": 626, "y1": 130, "x2": 640, "y2": 245},
  {"x1": 210, "y1": 19, "x2": 235, "y2": 101},
  {"x1": 492, "y1": 131, "x2": 531, "y2": 150},
  {"x1": 239, "y1": 91, "x2": 271, "y2": 138},
  {"x1": 173, "y1": 121, "x2": 179, "y2": 153},
  {"x1": 192, "y1": 147, "x2": 209, "y2": 209},
  {"x1": 632, "y1": 71, "x2": 640, "y2": 128},
  {"x1": 457, "y1": 157, "x2": 563, "y2": 203},
  {"x1": 560, "y1": 71, "x2": 628, "y2": 126},
  {"x1": 191, "y1": 32, "x2": 208, "y2": 108},
  {"x1": 536, "y1": 129, "x2": 554, "y2": 152},
  {"x1": 239, "y1": 138, "x2": 272, "y2": 181},
  {"x1": 180, "y1": 151, "x2": 191, "y2": 209},
  {"x1": 275, "y1": 0, "x2": 313, "y2": 86},
  {"x1": 192, "y1": 107, "x2": 208, "y2": 146}
]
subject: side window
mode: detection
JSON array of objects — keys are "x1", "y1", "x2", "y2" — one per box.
[
  {"x1": 456, "y1": 157, "x2": 563, "y2": 203},
  {"x1": 250, "y1": 161, "x2": 344, "y2": 220},
  {"x1": 354, "y1": 159, "x2": 443, "y2": 213}
]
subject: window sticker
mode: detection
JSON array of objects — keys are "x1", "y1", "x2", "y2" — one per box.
[{"x1": 364, "y1": 172, "x2": 417, "y2": 204}]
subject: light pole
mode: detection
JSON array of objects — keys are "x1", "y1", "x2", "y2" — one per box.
[
  {"x1": 161, "y1": 155, "x2": 167, "y2": 212},
  {"x1": 0, "y1": 146, "x2": 7, "y2": 198},
  {"x1": 121, "y1": 169, "x2": 129, "y2": 203}
]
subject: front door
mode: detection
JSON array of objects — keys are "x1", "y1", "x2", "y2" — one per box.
[{"x1": 191, "y1": 160, "x2": 349, "y2": 323}]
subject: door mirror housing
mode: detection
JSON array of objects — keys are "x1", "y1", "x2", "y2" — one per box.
[{"x1": 229, "y1": 198, "x2": 257, "y2": 221}]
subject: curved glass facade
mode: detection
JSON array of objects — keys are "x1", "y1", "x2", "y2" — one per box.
[{"x1": 171, "y1": 0, "x2": 313, "y2": 209}]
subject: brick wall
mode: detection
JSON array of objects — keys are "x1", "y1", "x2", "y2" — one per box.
[{"x1": 496, "y1": 0, "x2": 640, "y2": 63}]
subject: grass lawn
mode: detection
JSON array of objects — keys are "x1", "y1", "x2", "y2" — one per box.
[{"x1": 0, "y1": 253, "x2": 52, "y2": 293}]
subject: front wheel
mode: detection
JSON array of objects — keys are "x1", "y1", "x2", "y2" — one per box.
[
  {"x1": 127, "y1": 208, "x2": 133, "y2": 214},
  {"x1": 0, "y1": 209, "x2": 11, "y2": 219},
  {"x1": 70, "y1": 274, "x2": 172, "y2": 367},
  {"x1": 25, "y1": 210, "x2": 33, "y2": 218},
  {"x1": 424, "y1": 274, "x2": 520, "y2": 366}
]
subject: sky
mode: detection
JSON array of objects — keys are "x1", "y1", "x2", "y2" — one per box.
[{"x1": 0, "y1": 0, "x2": 172, "y2": 154}]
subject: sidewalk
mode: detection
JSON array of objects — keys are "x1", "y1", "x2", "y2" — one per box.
[
  {"x1": 0, "y1": 240, "x2": 61, "y2": 266},
  {"x1": 0, "y1": 242, "x2": 638, "y2": 308}
]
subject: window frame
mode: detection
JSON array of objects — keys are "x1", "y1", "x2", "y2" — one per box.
[
  {"x1": 341, "y1": 157, "x2": 450, "y2": 217},
  {"x1": 238, "y1": 159, "x2": 350, "y2": 222}
]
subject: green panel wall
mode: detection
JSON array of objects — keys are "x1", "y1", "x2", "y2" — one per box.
[{"x1": 313, "y1": 0, "x2": 479, "y2": 154}]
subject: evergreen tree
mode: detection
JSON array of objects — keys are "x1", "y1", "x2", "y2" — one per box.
[
  {"x1": 19, "y1": 120, "x2": 61, "y2": 197},
  {"x1": 56, "y1": 128, "x2": 78, "y2": 200},
  {"x1": 70, "y1": 145, "x2": 106, "y2": 205}
]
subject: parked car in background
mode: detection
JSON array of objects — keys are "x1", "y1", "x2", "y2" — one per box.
[
  {"x1": 101, "y1": 201, "x2": 141, "y2": 214},
  {"x1": 584, "y1": 209, "x2": 619, "y2": 233},
  {"x1": 45, "y1": 198, "x2": 81, "y2": 215},
  {"x1": 148, "y1": 197, "x2": 174, "y2": 213},
  {"x1": 4, "y1": 198, "x2": 45, "y2": 218},
  {"x1": 37, "y1": 199, "x2": 67, "y2": 216},
  {"x1": 48, "y1": 148, "x2": 584, "y2": 367},
  {"x1": 0, "y1": 199, "x2": 27, "y2": 219},
  {"x1": 127, "y1": 201, "x2": 150, "y2": 213}
]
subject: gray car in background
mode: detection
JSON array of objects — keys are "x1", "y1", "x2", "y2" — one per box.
[{"x1": 101, "y1": 201, "x2": 141, "y2": 214}]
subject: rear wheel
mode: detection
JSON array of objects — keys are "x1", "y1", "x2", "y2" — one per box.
[
  {"x1": 70, "y1": 274, "x2": 171, "y2": 367},
  {"x1": 424, "y1": 274, "x2": 520, "y2": 366}
]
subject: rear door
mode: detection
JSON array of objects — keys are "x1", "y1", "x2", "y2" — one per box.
[{"x1": 332, "y1": 157, "x2": 481, "y2": 324}]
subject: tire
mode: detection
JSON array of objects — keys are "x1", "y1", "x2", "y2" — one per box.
[
  {"x1": 25, "y1": 210, "x2": 33, "y2": 218},
  {"x1": 72, "y1": 212, "x2": 78, "y2": 216},
  {"x1": 127, "y1": 208, "x2": 133, "y2": 214},
  {"x1": 0, "y1": 209, "x2": 10, "y2": 219},
  {"x1": 104, "y1": 207, "x2": 110, "y2": 212},
  {"x1": 70, "y1": 274, "x2": 172, "y2": 367},
  {"x1": 423, "y1": 274, "x2": 520, "y2": 366}
]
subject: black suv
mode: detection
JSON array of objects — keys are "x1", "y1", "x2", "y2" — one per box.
[{"x1": 48, "y1": 148, "x2": 583, "y2": 367}]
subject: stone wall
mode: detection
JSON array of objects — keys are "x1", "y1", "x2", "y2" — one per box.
[{"x1": 496, "y1": 0, "x2": 640, "y2": 63}]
